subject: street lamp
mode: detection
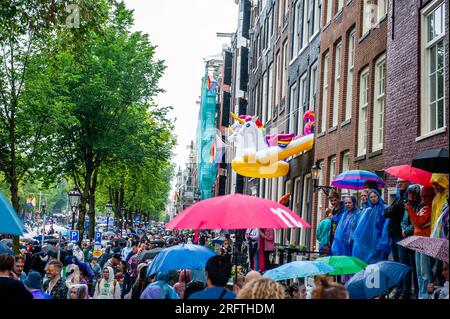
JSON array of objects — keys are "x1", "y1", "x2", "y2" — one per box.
[
  {"x1": 311, "y1": 161, "x2": 336, "y2": 196},
  {"x1": 105, "y1": 202, "x2": 112, "y2": 232},
  {"x1": 120, "y1": 207, "x2": 125, "y2": 237},
  {"x1": 68, "y1": 188, "x2": 81, "y2": 231},
  {"x1": 40, "y1": 202, "x2": 46, "y2": 236}
]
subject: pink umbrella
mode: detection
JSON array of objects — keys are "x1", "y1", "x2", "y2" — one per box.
[
  {"x1": 385, "y1": 164, "x2": 432, "y2": 186},
  {"x1": 165, "y1": 193, "x2": 311, "y2": 230}
]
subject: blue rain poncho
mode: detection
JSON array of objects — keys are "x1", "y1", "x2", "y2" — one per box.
[
  {"x1": 352, "y1": 189, "x2": 391, "y2": 264},
  {"x1": 331, "y1": 196, "x2": 361, "y2": 256},
  {"x1": 148, "y1": 271, "x2": 180, "y2": 299},
  {"x1": 317, "y1": 218, "x2": 332, "y2": 247}
]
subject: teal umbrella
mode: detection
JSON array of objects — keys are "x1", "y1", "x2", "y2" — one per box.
[
  {"x1": 0, "y1": 192, "x2": 24, "y2": 236},
  {"x1": 263, "y1": 261, "x2": 335, "y2": 281}
]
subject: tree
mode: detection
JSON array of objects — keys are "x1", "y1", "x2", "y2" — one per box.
[
  {"x1": 46, "y1": 1, "x2": 167, "y2": 240},
  {"x1": 0, "y1": 0, "x2": 71, "y2": 252}
]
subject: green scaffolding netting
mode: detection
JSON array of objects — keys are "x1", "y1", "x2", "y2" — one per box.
[{"x1": 196, "y1": 76, "x2": 217, "y2": 200}]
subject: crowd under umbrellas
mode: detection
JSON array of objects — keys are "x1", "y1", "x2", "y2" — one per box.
[{"x1": 0, "y1": 148, "x2": 448, "y2": 300}]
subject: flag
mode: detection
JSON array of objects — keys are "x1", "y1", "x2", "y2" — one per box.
[{"x1": 26, "y1": 197, "x2": 35, "y2": 207}]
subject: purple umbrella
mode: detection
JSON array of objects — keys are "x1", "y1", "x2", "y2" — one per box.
[
  {"x1": 397, "y1": 236, "x2": 448, "y2": 263},
  {"x1": 331, "y1": 170, "x2": 384, "y2": 190}
]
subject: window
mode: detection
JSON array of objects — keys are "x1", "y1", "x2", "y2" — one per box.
[
  {"x1": 301, "y1": 0, "x2": 309, "y2": 49},
  {"x1": 269, "y1": 8, "x2": 274, "y2": 37},
  {"x1": 282, "y1": 41, "x2": 289, "y2": 100},
  {"x1": 289, "y1": 83, "x2": 298, "y2": 133},
  {"x1": 342, "y1": 151, "x2": 350, "y2": 172},
  {"x1": 358, "y1": 68, "x2": 369, "y2": 156},
  {"x1": 271, "y1": 178, "x2": 278, "y2": 201},
  {"x1": 292, "y1": 176, "x2": 302, "y2": 245},
  {"x1": 275, "y1": 52, "x2": 281, "y2": 108},
  {"x1": 337, "y1": 0, "x2": 344, "y2": 13},
  {"x1": 284, "y1": 0, "x2": 289, "y2": 19},
  {"x1": 332, "y1": 42, "x2": 342, "y2": 127},
  {"x1": 262, "y1": 71, "x2": 268, "y2": 123},
  {"x1": 315, "y1": 160, "x2": 324, "y2": 249},
  {"x1": 329, "y1": 156, "x2": 337, "y2": 185},
  {"x1": 420, "y1": 1, "x2": 446, "y2": 136},
  {"x1": 362, "y1": 0, "x2": 375, "y2": 35},
  {"x1": 300, "y1": 174, "x2": 312, "y2": 246},
  {"x1": 268, "y1": 63, "x2": 274, "y2": 122},
  {"x1": 372, "y1": 55, "x2": 385, "y2": 151},
  {"x1": 278, "y1": 0, "x2": 283, "y2": 30},
  {"x1": 254, "y1": 82, "x2": 260, "y2": 121},
  {"x1": 309, "y1": 62, "x2": 319, "y2": 112},
  {"x1": 292, "y1": 1, "x2": 301, "y2": 56},
  {"x1": 377, "y1": 0, "x2": 388, "y2": 22},
  {"x1": 324, "y1": 0, "x2": 332, "y2": 26},
  {"x1": 313, "y1": 0, "x2": 321, "y2": 36},
  {"x1": 345, "y1": 29, "x2": 355, "y2": 121},
  {"x1": 321, "y1": 53, "x2": 330, "y2": 133},
  {"x1": 298, "y1": 74, "x2": 307, "y2": 134},
  {"x1": 264, "y1": 179, "x2": 270, "y2": 199}
]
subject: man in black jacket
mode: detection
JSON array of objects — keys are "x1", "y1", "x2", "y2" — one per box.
[{"x1": 384, "y1": 178, "x2": 409, "y2": 298}]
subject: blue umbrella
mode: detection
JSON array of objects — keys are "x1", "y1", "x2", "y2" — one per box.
[
  {"x1": 345, "y1": 261, "x2": 410, "y2": 299},
  {"x1": 0, "y1": 192, "x2": 25, "y2": 236},
  {"x1": 0, "y1": 242, "x2": 14, "y2": 255},
  {"x1": 263, "y1": 261, "x2": 335, "y2": 281},
  {"x1": 147, "y1": 243, "x2": 216, "y2": 277},
  {"x1": 331, "y1": 170, "x2": 384, "y2": 190}
]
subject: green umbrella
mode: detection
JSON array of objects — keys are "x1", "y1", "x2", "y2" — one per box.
[{"x1": 315, "y1": 256, "x2": 368, "y2": 275}]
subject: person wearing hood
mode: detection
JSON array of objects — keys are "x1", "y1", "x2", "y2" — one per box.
[
  {"x1": 406, "y1": 185, "x2": 435, "y2": 299},
  {"x1": 317, "y1": 209, "x2": 333, "y2": 257},
  {"x1": 352, "y1": 189, "x2": 391, "y2": 264},
  {"x1": 173, "y1": 269, "x2": 191, "y2": 298},
  {"x1": 331, "y1": 195, "x2": 361, "y2": 257},
  {"x1": 73, "y1": 245, "x2": 84, "y2": 262},
  {"x1": 431, "y1": 174, "x2": 449, "y2": 231},
  {"x1": 23, "y1": 271, "x2": 52, "y2": 299},
  {"x1": 140, "y1": 285, "x2": 163, "y2": 299},
  {"x1": 146, "y1": 270, "x2": 180, "y2": 299},
  {"x1": 398, "y1": 184, "x2": 421, "y2": 299},
  {"x1": 93, "y1": 266, "x2": 121, "y2": 299},
  {"x1": 384, "y1": 178, "x2": 410, "y2": 265}
]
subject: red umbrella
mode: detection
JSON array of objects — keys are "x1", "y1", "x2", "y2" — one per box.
[
  {"x1": 385, "y1": 164, "x2": 432, "y2": 186},
  {"x1": 165, "y1": 193, "x2": 311, "y2": 230}
]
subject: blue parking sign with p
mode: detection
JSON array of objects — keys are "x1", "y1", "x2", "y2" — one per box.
[
  {"x1": 95, "y1": 231, "x2": 102, "y2": 244},
  {"x1": 70, "y1": 230, "x2": 79, "y2": 242}
]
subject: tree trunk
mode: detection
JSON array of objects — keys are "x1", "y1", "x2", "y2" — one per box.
[
  {"x1": 9, "y1": 174, "x2": 21, "y2": 254},
  {"x1": 78, "y1": 155, "x2": 93, "y2": 243},
  {"x1": 88, "y1": 169, "x2": 98, "y2": 239}
]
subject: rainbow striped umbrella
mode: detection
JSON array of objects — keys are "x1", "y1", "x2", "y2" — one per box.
[{"x1": 331, "y1": 170, "x2": 384, "y2": 190}]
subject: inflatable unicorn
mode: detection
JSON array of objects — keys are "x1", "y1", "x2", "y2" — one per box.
[{"x1": 227, "y1": 111, "x2": 315, "y2": 178}]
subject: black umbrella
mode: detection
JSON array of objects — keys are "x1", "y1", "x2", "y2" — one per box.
[
  {"x1": 149, "y1": 239, "x2": 165, "y2": 246},
  {"x1": 44, "y1": 239, "x2": 59, "y2": 245},
  {"x1": 21, "y1": 238, "x2": 38, "y2": 244},
  {"x1": 412, "y1": 148, "x2": 449, "y2": 174},
  {"x1": 41, "y1": 245, "x2": 57, "y2": 256},
  {"x1": 138, "y1": 248, "x2": 163, "y2": 263}
]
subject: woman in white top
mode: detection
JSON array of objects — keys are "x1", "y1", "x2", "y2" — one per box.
[{"x1": 93, "y1": 266, "x2": 121, "y2": 299}]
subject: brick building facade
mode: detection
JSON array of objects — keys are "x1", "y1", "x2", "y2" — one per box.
[
  {"x1": 384, "y1": 0, "x2": 449, "y2": 190},
  {"x1": 312, "y1": 0, "x2": 388, "y2": 249}
]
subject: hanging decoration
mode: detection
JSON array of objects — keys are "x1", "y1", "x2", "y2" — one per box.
[{"x1": 227, "y1": 111, "x2": 315, "y2": 178}]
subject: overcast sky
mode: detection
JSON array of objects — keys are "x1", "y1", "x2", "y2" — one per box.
[{"x1": 124, "y1": 0, "x2": 238, "y2": 194}]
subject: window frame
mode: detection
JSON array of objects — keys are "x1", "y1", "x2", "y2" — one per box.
[
  {"x1": 321, "y1": 53, "x2": 330, "y2": 133},
  {"x1": 345, "y1": 29, "x2": 356, "y2": 121},
  {"x1": 332, "y1": 41, "x2": 342, "y2": 128},
  {"x1": 357, "y1": 67, "x2": 369, "y2": 156},
  {"x1": 372, "y1": 54, "x2": 386, "y2": 152}
]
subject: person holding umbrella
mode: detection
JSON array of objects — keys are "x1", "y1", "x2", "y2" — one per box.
[
  {"x1": 384, "y1": 178, "x2": 410, "y2": 265},
  {"x1": 352, "y1": 190, "x2": 391, "y2": 264},
  {"x1": 406, "y1": 186, "x2": 435, "y2": 299},
  {"x1": 331, "y1": 195, "x2": 361, "y2": 260},
  {"x1": 329, "y1": 192, "x2": 345, "y2": 249},
  {"x1": 399, "y1": 184, "x2": 422, "y2": 299}
]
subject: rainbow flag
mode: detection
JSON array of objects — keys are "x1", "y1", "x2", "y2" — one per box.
[{"x1": 26, "y1": 197, "x2": 35, "y2": 207}]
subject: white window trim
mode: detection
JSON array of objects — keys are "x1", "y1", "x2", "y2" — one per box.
[
  {"x1": 321, "y1": 53, "x2": 330, "y2": 133},
  {"x1": 333, "y1": 42, "x2": 342, "y2": 128},
  {"x1": 345, "y1": 29, "x2": 355, "y2": 121},
  {"x1": 358, "y1": 68, "x2": 369, "y2": 156},
  {"x1": 419, "y1": 0, "x2": 446, "y2": 137},
  {"x1": 298, "y1": 73, "x2": 308, "y2": 134},
  {"x1": 372, "y1": 54, "x2": 385, "y2": 152}
]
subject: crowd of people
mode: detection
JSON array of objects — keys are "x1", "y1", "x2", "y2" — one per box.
[
  {"x1": 315, "y1": 174, "x2": 449, "y2": 299},
  {"x1": 0, "y1": 173, "x2": 448, "y2": 300}
]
